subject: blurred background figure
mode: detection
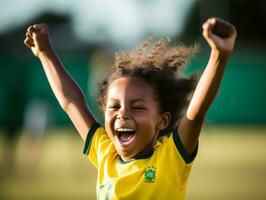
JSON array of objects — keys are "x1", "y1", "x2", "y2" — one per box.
[
  {"x1": 0, "y1": 74, "x2": 28, "y2": 175},
  {"x1": 23, "y1": 99, "x2": 51, "y2": 144},
  {"x1": 18, "y1": 98, "x2": 52, "y2": 174}
]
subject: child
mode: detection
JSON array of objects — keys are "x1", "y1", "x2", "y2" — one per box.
[{"x1": 24, "y1": 17, "x2": 237, "y2": 199}]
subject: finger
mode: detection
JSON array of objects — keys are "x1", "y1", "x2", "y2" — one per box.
[
  {"x1": 226, "y1": 23, "x2": 237, "y2": 37},
  {"x1": 202, "y1": 18, "x2": 216, "y2": 29},
  {"x1": 24, "y1": 37, "x2": 34, "y2": 48},
  {"x1": 24, "y1": 37, "x2": 34, "y2": 47},
  {"x1": 202, "y1": 18, "x2": 216, "y2": 38},
  {"x1": 27, "y1": 25, "x2": 33, "y2": 32},
  {"x1": 211, "y1": 18, "x2": 236, "y2": 38},
  {"x1": 24, "y1": 40, "x2": 31, "y2": 48},
  {"x1": 33, "y1": 23, "x2": 48, "y2": 32},
  {"x1": 25, "y1": 31, "x2": 34, "y2": 45},
  {"x1": 212, "y1": 21, "x2": 228, "y2": 37},
  {"x1": 27, "y1": 24, "x2": 45, "y2": 35},
  {"x1": 33, "y1": 24, "x2": 42, "y2": 31},
  {"x1": 25, "y1": 34, "x2": 34, "y2": 46},
  {"x1": 26, "y1": 29, "x2": 35, "y2": 38},
  {"x1": 27, "y1": 26, "x2": 39, "y2": 35},
  {"x1": 26, "y1": 32, "x2": 33, "y2": 40}
]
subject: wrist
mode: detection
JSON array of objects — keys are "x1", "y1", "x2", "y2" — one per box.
[
  {"x1": 208, "y1": 49, "x2": 230, "y2": 71},
  {"x1": 38, "y1": 48, "x2": 56, "y2": 60},
  {"x1": 210, "y1": 48, "x2": 230, "y2": 62}
]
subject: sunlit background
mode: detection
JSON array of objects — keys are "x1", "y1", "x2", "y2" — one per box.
[{"x1": 0, "y1": 0, "x2": 266, "y2": 199}]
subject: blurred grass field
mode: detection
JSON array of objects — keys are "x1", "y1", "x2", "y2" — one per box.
[{"x1": 0, "y1": 125, "x2": 266, "y2": 200}]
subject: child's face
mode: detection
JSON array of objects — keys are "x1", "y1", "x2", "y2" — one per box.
[{"x1": 105, "y1": 77, "x2": 165, "y2": 161}]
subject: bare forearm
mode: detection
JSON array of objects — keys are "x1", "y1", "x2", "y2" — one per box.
[
  {"x1": 187, "y1": 49, "x2": 229, "y2": 120},
  {"x1": 25, "y1": 24, "x2": 96, "y2": 139},
  {"x1": 178, "y1": 18, "x2": 236, "y2": 155},
  {"x1": 39, "y1": 50, "x2": 86, "y2": 110}
]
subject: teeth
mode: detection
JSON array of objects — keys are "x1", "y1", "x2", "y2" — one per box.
[{"x1": 116, "y1": 128, "x2": 135, "y2": 132}]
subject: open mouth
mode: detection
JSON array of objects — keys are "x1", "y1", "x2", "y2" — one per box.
[{"x1": 115, "y1": 128, "x2": 136, "y2": 145}]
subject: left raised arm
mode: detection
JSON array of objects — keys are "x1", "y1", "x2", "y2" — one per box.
[{"x1": 178, "y1": 18, "x2": 237, "y2": 155}]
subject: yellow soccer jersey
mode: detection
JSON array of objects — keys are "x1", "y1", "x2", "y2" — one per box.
[{"x1": 83, "y1": 123, "x2": 197, "y2": 200}]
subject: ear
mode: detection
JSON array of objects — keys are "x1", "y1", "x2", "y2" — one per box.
[{"x1": 157, "y1": 112, "x2": 171, "y2": 131}]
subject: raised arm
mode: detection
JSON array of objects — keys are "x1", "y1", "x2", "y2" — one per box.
[
  {"x1": 24, "y1": 24, "x2": 96, "y2": 140},
  {"x1": 178, "y1": 18, "x2": 237, "y2": 155}
]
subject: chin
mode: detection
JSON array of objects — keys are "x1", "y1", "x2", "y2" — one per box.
[{"x1": 117, "y1": 148, "x2": 136, "y2": 160}]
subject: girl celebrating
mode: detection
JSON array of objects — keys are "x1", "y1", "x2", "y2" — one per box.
[{"x1": 24, "y1": 17, "x2": 237, "y2": 199}]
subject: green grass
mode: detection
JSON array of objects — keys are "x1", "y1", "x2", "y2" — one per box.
[
  {"x1": 187, "y1": 125, "x2": 266, "y2": 200},
  {"x1": 0, "y1": 126, "x2": 266, "y2": 200}
]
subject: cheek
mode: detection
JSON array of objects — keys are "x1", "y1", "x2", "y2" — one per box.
[
  {"x1": 104, "y1": 110, "x2": 115, "y2": 132},
  {"x1": 137, "y1": 115, "x2": 158, "y2": 133},
  {"x1": 104, "y1": 111, "x2": 111, "y2": 127}
]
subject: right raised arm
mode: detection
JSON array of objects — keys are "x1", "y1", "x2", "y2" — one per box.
[{"x1": 24, "y1": 24, "x2": 96, "y2": 140}]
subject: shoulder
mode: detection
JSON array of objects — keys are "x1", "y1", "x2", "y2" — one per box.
[
  {"x1": 83, "y1": 122, "x2": 110, "y2": 155},
  {"x1": 155, "y1": 129, "x2": 198, "y2": 164}
]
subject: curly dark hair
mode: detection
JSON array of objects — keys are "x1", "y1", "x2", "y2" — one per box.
[{"x1": 97, "y1": 37, "x2": 199, "y2": 136}]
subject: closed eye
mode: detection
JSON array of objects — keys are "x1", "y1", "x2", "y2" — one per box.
[
  {"x1": 132, "y1": 107, "x2": 144, "y2": 109},
  {"x1": 109, "y1": 104, "x2": 120, "y2": 110},
  {"x1": 132, "y1": 106, "x2": 146, "y2": 111}
]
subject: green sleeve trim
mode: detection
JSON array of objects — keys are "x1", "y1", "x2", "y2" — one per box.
[
  {"x1": 83, "y1": 123, "x2": 101, "y2": 155},
  {"x1": 172, "y1": 128, "x2": 198, "y2": 164}
]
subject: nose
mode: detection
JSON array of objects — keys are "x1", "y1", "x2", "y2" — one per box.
[{"x1": 117, "y1": 109, "x2": 130, "y2": 120}]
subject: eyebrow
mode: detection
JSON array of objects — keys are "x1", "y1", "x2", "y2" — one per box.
[
  {"x1": 131, "y1": 99, "x2": 147, "y2": 104},
  {"x1": 109, "y1": 98, "x2": 147, "y2": 104}
]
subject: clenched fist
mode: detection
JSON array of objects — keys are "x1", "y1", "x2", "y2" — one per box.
[
  {"x1": 202, "y1": 17, "x2": 237, "y2": 55},
  {"x1": 24, "y1": 23, "x2": 53, "y2": 57}
]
